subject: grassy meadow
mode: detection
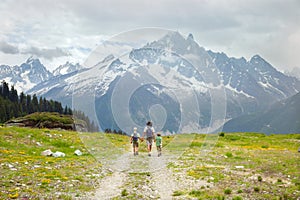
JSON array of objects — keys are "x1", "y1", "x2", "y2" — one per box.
[{"x1": 0, "y1": 126, "x2": 299, "y2": 199}]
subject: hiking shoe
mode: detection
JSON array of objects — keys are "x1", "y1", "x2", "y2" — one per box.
[
  {"x1": 148, "y1": 153, "x2": 151, "y2": 157},
  {"x1": 136, "y1": 152, "x2": 138, "y2": 155}
]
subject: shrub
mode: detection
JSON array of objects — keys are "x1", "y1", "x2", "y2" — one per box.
[
  {"x1": 277, "y1": 179, "x2": 282, "y2": 183},
  {"x1": 261, "y1": 145, "x2": 269, "y2": 149},
  {"x1": 189, "y1": 190, "x2": 202, "y2": 197},
  {"x1": 254, "y1": 187, "x2": 260, "y2": 192},
  {"x1": 225, "y1": 152, "x2": 233, "y2": 158},
  {"x1": 224, "y1": 188, "x2": 232, "y2": 194},
  {"x1": 237, "y1": 189, "x2": 243, "y2": 193},
  {"x1": 121, "y1": 189, "x2": 128, "y2": 196},
  {"x1": 258, "y1": 176, "x2": 263, "y2": 182},
  {"x1": 219, "y1": 132, "x2": 225, "y2": 137}
]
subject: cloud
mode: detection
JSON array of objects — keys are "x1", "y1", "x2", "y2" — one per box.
[
  {"x1": 0, "y1": 40, "x2": 71, "y2": 60},
  {"x1": 0, "y1": 0, "x2": 299, "y2": 71},
  {"x1": 22, "y1": 47, "x2": 71, "y2": 60},
  {"x1": 0, "y1": 41, "x2": 19, "y2": 54}
]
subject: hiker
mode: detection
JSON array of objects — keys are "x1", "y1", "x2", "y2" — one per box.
[
  {"x1": 130, "y1": 127, "x2": 140, "y2": 155},
  {"x1": 143, "y1": 121, "x2": 155, "y2": 156},
  {"x1": 155, "y1": 132, "x2": 162, "y2": 157}
]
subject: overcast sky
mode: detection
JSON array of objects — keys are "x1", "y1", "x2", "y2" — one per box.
[{"x1": 0, "y1": 0, "x2": 299, "y2": 72}]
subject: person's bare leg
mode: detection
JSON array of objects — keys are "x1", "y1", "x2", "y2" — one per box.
[{"x1": 148, "y1": 144, "x2": 151, "y2": 156}]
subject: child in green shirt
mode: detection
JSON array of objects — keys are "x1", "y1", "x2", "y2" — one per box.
[{"x1": 155, "y1": 133, "x2": 162, "y2": 157}]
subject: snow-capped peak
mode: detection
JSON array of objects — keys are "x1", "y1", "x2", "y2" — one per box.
[
  {"x1": 145, "y1": 32, "x2": 203, "y2": 56},
  {"x1": 250, "y1": 54, "x2": 264, "y2": 62},
  {"x1": 53, "y1": 61, "x2": 83, "y2": 76}
]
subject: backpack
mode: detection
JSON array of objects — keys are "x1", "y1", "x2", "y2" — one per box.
[
  {"x1": 146, "y1": 127, "x2": 153, "y2": 138},
  {"x1": 132, "y1": 133, "x2": 139, "y2": 142}
]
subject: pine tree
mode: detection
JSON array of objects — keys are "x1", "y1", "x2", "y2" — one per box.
[
  {"x1": 19, "y1": 92, "x2": 26, "y2": 114},
  {"x1": 39, "y1": 97, "x2": 44, "y2": 112},
  {"x1": 1, "y1": 81, "x2": 9, "y2": 99},
  {"x1": 9, "y1": 85, "x2": 18, "y2": 102},
  {"x1": 26, "y1": 95, "x2": 33, "y2": 113},
  {"x1": 32, "y1": 94, "x2": 39, "y2": 112}
]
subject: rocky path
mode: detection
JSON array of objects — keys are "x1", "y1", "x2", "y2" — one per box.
[
  {"x1": 86, "y1": 134, "x2": 197, "y2": 199},
  {"x1": 150, "y1": 156, "x2": 178, "y2": 199},
  {"x1": 92, "y1": 171, "x2": 126, "y2": 199}
]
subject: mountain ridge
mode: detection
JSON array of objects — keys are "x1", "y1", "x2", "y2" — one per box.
[
  {"x1": 0, "y1": 56, "x2": 53, "y2": 92},
  {"x1": 223, "y1": 92, "x2": 300, "y2": 133},
  {"x1": 1, "y1": 32, "x2": 300, "y2": 133}
]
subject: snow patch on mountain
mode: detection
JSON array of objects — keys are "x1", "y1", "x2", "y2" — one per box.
[
  {"x1": 53, "y1": 61, "x2": 84, "y2": 76},
  {"x1": 9, "y1": 31, "x2": 300, "y2": 133},
  {"x1": 0, "y1": 56, "x2": 53, "y2": 92}
]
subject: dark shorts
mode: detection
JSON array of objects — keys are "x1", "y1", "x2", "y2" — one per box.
[
  {"x1": 132, "y1": 141, "x2": 139, "y2": 147},
  {"x1": 157, "y1": 145, "x2": 162, "y2": 152},
  {"x1": 146, "y1": 137, "x2": 153, "y2": 145}
]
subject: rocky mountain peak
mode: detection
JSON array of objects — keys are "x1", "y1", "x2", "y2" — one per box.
[
  {"x1": 187, "y1": 33, "x2": 194, "y2": 40},
  {"x1": 26, "y1": 55, "x2": 40, "y2": 64}
]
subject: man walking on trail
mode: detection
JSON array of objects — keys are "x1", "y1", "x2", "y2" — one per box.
[{"x1": 143, "y1": 121, "x2": 155, "y2": 157}]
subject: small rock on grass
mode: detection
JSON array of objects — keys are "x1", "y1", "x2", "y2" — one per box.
[
  {"x1": 36, "y1": 142, "x2": 42, "y2": 146},
  {"x1": 74, "y1": 149, "x2": 82, "y2": 156},
  {"x1": 235, "y1": 166, "x2": 244, "y2": 169},
  {"x1": 41, "y1": 149, "x2": 53, "y2": 156},
  {"x1": 52, "y1": 151, "x2": 65, "y2": 157}
]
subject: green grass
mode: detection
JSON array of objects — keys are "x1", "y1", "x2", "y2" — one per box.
[
  {"x1": 0, "y1": 126, "x2": 129, "y2": 199},
  {"x1": 14, "y1": 112, "x2": 74, "y2": 124},
  {"x1": 173, "y1": 190, "x2": 185, "y2": 196},
  {"x1": 1, "y1": 128, "x2": 299, "y2": 199},
  {"x1": 169, "y1": 132, "x2": 300, "y2": 199}
]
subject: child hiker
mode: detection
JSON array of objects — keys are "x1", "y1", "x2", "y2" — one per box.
[
  {"x1": 155, "y1": 133, "x2": 162, "y2": 157},
  {"x1": 130, "y1": 127, "x2": 140, "y2": 156}
]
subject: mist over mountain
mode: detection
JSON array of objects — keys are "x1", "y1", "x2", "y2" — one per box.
[
  {"x1": 285, "y1": 67, "x2": 300, "y2": 80},
  {"x1": 1, "y1": 32, "x2": 299, "y2": 133},
  {"x1": 223, "y1": 92, "x2": 300, "y2": 134}
]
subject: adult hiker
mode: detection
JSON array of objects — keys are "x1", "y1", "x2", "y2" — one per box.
[
  {"x1": 130, "y1": 127, "x2": 140, "y2": 156},
  {"x1": 143, "y1": 121, "x2": 155, "y2": 156}
]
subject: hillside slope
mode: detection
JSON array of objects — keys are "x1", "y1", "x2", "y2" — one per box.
[{"x1": 223, "y1": 92, "x2": 300, "y2": 134}]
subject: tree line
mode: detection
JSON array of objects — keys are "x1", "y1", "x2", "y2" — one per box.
[
  {"x1": 0, "y1": 81, "x2": 72, "y2": 123},
  {"x1": 104, "y1": 128, "x2": 127, "y2": 135},
  {"x1": 73, "y1": 110, "x2": 99, "y2": 132},
  {"x1": 0, "y1": 80, "x2": 98, "y2": 132}
]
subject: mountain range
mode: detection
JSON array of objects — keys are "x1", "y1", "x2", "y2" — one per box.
[
  {"x1": 1, "y1": 32, "x2": 299, "y2": 134},
  {"x1": 0, "y1": 56, "x2": 53, "y2": 92},
  {"x1": 0, "y1": 56, "x2": 84, "y2": 92},
  {"x1": 223, "y1": 92, "x2": 300, "y2": 133}
]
